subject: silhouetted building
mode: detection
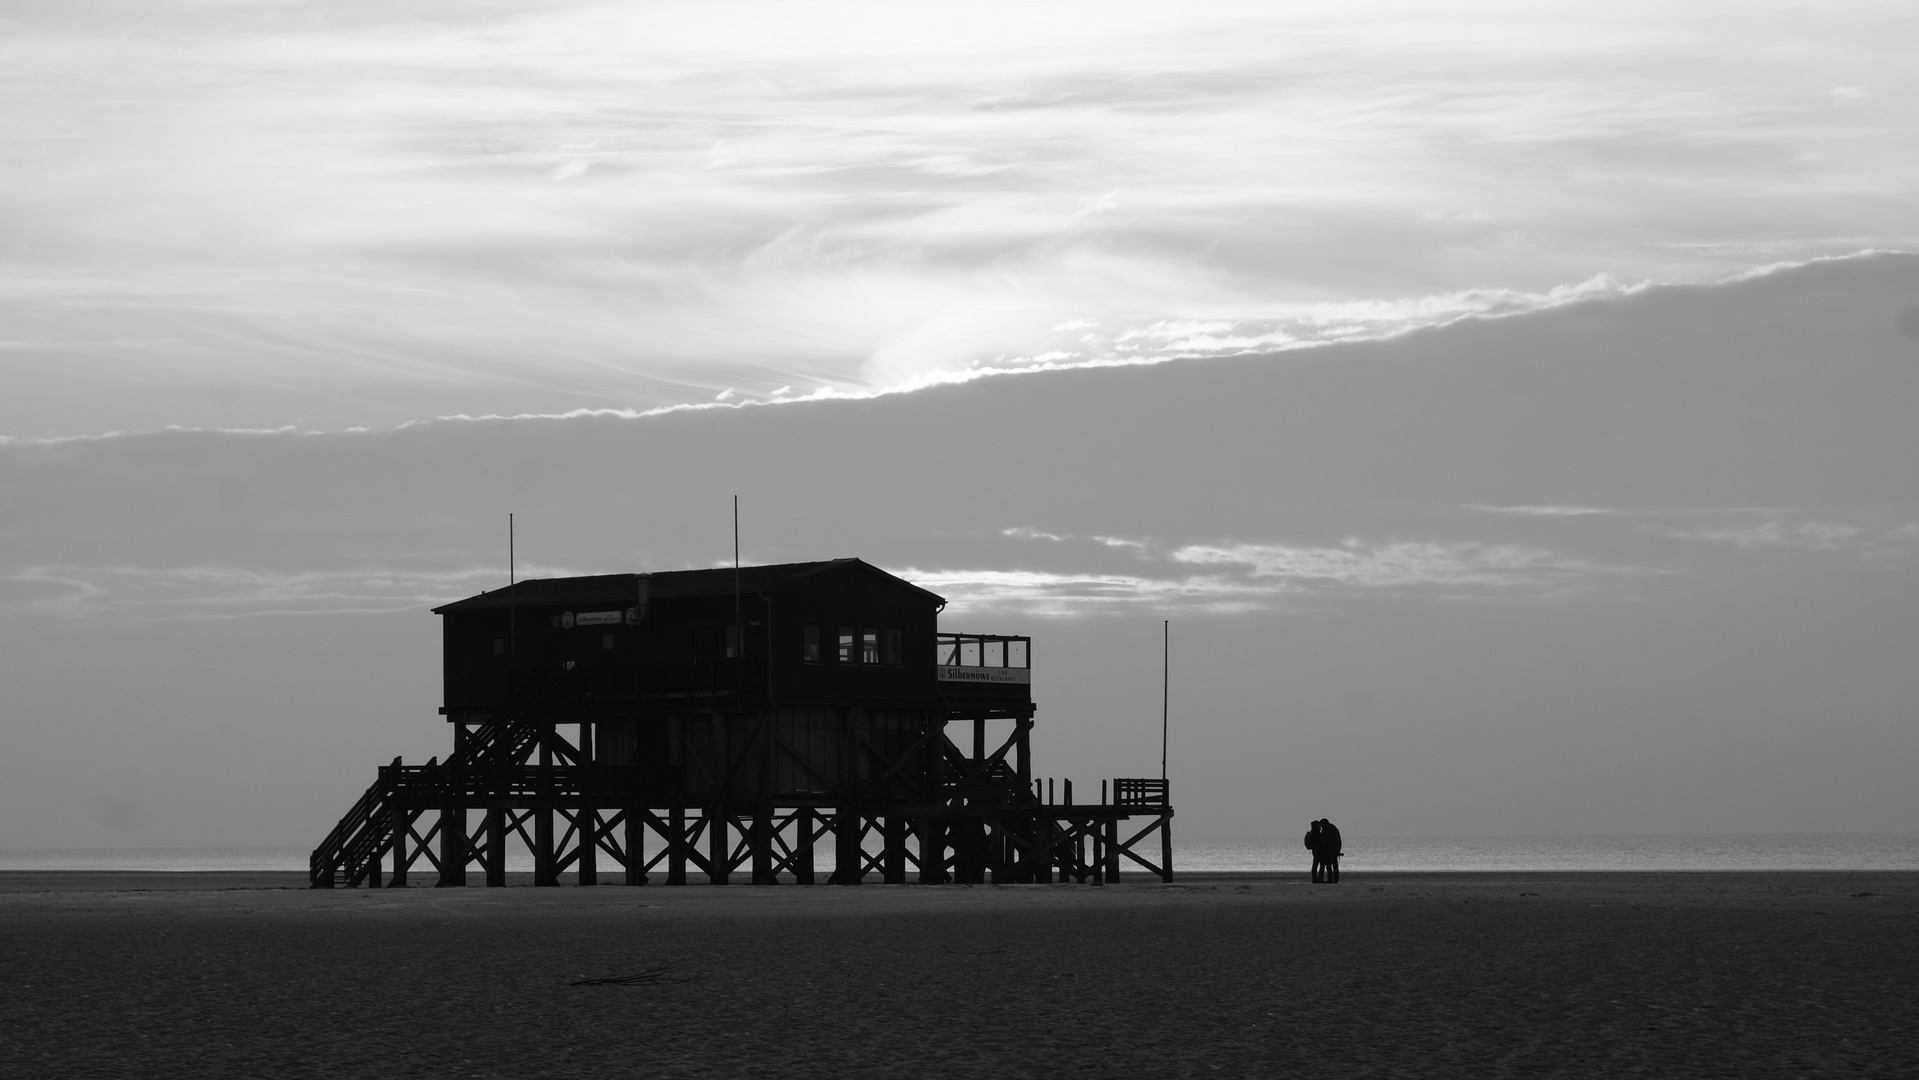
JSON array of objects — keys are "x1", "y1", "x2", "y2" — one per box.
[{"x1": 312, "y1": 559, "x2": 1172, "y2": 887}]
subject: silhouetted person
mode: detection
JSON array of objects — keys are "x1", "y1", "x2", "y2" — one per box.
[
  {"x1": 1305, "y1": 821, "x2": 1327, "y2": 883},
  {"x1": 1319, "y1": 818, "x2": 1343, "y2": 883}
]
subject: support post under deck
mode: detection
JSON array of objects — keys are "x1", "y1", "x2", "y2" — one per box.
[
  {"x1": 485, "y1": 806, "x2": 506, "y2": 887},
  {"x1": 437, "y1": 807, "x2": 464, "y2": 887},
  {"x1": 390, "y1": 807, "x2": 411, "y2": 888},
  {"x1": 577, "y1": 807, "x2": 598, "y2": 886},
  {"x1": 625, "y1": 805, "x2": 646, "y2": 886},
  {"x1": 668, "y1": 805, "x2": 687, "y2": 885}
]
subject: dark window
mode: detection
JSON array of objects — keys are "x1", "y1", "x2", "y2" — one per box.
[
  {"x1": 492, "y1": 638, "x2": 505, "y2": 656},
  {"x1": 885, "y1": 629, "x2": 902, "y2": 665},
  {"x1": 838, "y1": 626, "x2": 855, "y2": 663},
  {"x1": 802, "y1": 624, "x2": 821, "y2": 663},
  {"x1": 861, "y1": 628, "x2": 879, "y2": 665},
  {"x1": 726, "y1": 624, "x2": 740, "y2": 659},
  {"x1": 602, "y1": 633, "x2": 615, "y2": 651}
]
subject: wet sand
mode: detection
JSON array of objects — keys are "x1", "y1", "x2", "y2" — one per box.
[{"x1": 4, "y1": 871, "x2": 1916, "y2": 1078}]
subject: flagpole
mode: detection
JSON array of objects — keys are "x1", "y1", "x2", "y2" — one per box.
[{"x1": 1161, "y1": 619, "x2": 1169, "y2": 782}]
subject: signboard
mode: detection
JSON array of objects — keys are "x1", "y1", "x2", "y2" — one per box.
[
  {"x1": 574, "y1": 610, "x2": 624, "y2": 627},
  {"x1": 937, "y1": 665, "x2": 1030, "y2": 685}
]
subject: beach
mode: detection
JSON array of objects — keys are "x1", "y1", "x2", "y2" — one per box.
[{"x1": 4, "y1": 871, "x2": 1916, "y2": 1078}]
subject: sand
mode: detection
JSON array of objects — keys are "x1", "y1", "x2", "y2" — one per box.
[{"x1": 3, "y1": 871, "x2": 1916, "y2": 1078}]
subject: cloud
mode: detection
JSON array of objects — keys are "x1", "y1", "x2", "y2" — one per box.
[
  {"x1": 6, "y1": 2, "x2": 1919, "y2": 437},
  {"x1": 1171, "y1": 540, "x2": 1616, "y2": 594},
  {"x1": 921, "y1": 529, "x2": 1634, "y2": 615},
  {"x1": 900, "y1": 567, "x2": 1272, "y2": 617},
  {"x1": 1656, "y1": 515, "x2": 1919, "y2": 556},
  {"x1": 1001, "y1": 527, "x2": 1069, "y2": 542},
  {"x1": 13, "y1": 534, "x2": 1624, "y2": 624},
  {"x1": 1472, "y1": 505, "x2": 1617, "y2": 517},
  {"x1": 1, "y1": 564, "x2": 537, "y2": 621}
]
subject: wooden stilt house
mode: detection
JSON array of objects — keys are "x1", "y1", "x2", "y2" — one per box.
[{"x1": 310, "y1": 558, "x2": 1173, "y2": 887}]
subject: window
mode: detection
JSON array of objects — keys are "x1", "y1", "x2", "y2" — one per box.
[
  {"x1": 802, "y1": 625, "x2": 821, "y2": 663},
  {"x1": 984, "y1": 639, "x2": 1004, "y2": 667},
  {"x1": 602, "y1": 633, "x2": 615, "y2": 651},
  {"x1": 838, "y1": 626, "x2": 855, "y2": 663},
  {"x1": 861, "y1": 628, "x2": 879, "y2": 665},
  {"x1": 726, "y1": 624, "x2": 741, "y2": 659},
  {"x1": 885, "y1": 628, "x2": 902, "y2": 665},
  {"x1": 492, "y1": 638, "x2": 505, "y2": 656}
]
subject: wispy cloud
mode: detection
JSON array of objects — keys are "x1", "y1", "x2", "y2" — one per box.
[
  {"x1": 10, "y1": 533, "x2": 1631, "y2": 622},
  {"x1": 902, "y1": 567, "x2": 1268, "y2": 617},
  {"x1": 929, "y1": 528, "x2": 1638, "y2": 615},
  {"x1": 1171, "y1": 540, "x2": 1615, "y2": 594},
  {"x1": 1471, "y1": 505, "x2": 1618, "y2": 518},
  {"x1": 1656, "y1": 514, "x2": 1919, "y2": 556},
  {"x1": 0, "y1": 565, "x2": 535, "y2": 621}
]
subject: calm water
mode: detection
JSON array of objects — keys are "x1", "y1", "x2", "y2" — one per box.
[{"x1": 5, "y1": 834, "x2": 1917, "y2": 874}]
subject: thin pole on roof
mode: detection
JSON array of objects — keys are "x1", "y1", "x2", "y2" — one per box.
[
  {"x1": 1161, "y1": 619, "x2": 1169, "y2": 782},
  {"x1": 504, "y1": 513, "x2": 517, "y2": 715},
  {"x1": 509, "y1": 513, "x2": 517, "y2": 658},
  {"x1": 733, "y1": 496, "x2": 742, "y2": 690}
]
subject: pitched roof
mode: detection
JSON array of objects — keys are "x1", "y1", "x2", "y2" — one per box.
[{"x1": 431, "y1": 558, "x2": 944, "y2": 613}]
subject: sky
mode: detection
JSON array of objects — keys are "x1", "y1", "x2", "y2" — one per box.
[
  {"x1": 1, "y1": 1, "x2": 1916, "y2": 850},
  {"x1": 5, "y1": 0, "x2": 1917, "y2": 436}
]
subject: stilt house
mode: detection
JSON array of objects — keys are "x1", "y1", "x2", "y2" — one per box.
[{"x1": 311, "y1": 559, "x2": 1172, "y2": 887}]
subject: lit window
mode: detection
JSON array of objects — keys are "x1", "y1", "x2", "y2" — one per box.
[
  {"x1": 838, "y1": 626, "x2": 855, "y2": 663},
  {"x1": 802, "y1": 625, "x2": 821, "y2": 663},
  {"x1": 861, "y1": 628, "x2": 879, "y2": 665},
  {"x1": 885, "y1": 629, "x2": 902, "y2": 665}
]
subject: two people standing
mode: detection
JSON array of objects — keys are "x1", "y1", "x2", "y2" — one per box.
[{"x1": 1305, "y1": 818, "x2": 1342, "y2": 883}]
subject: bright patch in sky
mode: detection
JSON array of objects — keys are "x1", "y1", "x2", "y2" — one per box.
[{"x1": 2, "y1": 0, "x2": 1915, "y2": 437}]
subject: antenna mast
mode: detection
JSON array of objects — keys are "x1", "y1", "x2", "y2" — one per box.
[
  {"x1": 733, "y1": 496, "x2": 743, "y2": 689},
  {"x1": 1161, "y1": 619, "x2": 1169, "y2": 781},
  {"x1": 509, "y1": 513, "x2": 517, "y2": 657}
]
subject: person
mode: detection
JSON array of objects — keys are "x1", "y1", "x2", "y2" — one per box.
[
  {"x1": 1320, "y1": 818, "x2": 1343, "y2": 884},
  {"x1": 1304, "y1": 821, "x2": 1326, "y2": 883}
]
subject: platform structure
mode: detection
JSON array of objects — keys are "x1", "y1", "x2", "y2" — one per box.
[{"x1": 311, "y1": 560, "x2": 1173, "y2": 888}]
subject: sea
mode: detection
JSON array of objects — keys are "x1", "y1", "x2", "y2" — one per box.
[{"x1": 4, "y1": 834, "x2": 1916, "y2": 874}]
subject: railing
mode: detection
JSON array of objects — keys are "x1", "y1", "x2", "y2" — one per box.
[
  {"x1": 936, "y1": 632, "x2": 1030, "y2": 685},
  {"x1": 1112, "y1": 777, "x2": 1170, "y2": 807},
  {"x1": 309, "y1": 757, "x2": 399, "y2": 887},
  {"x1": 936, "y1": 633, "x2": 1029, "y2": 668},
  {"x1": 310, "y1": 671, "x2": 561, "y2": 887}
]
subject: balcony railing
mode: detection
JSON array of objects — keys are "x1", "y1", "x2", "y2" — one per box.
[
  {"x1": 1112, "y1": 778, "x2": 1169, "y2": 807},
  {"x1": 935, "y1": 633, "x2": 1030, "y2": 684}
]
